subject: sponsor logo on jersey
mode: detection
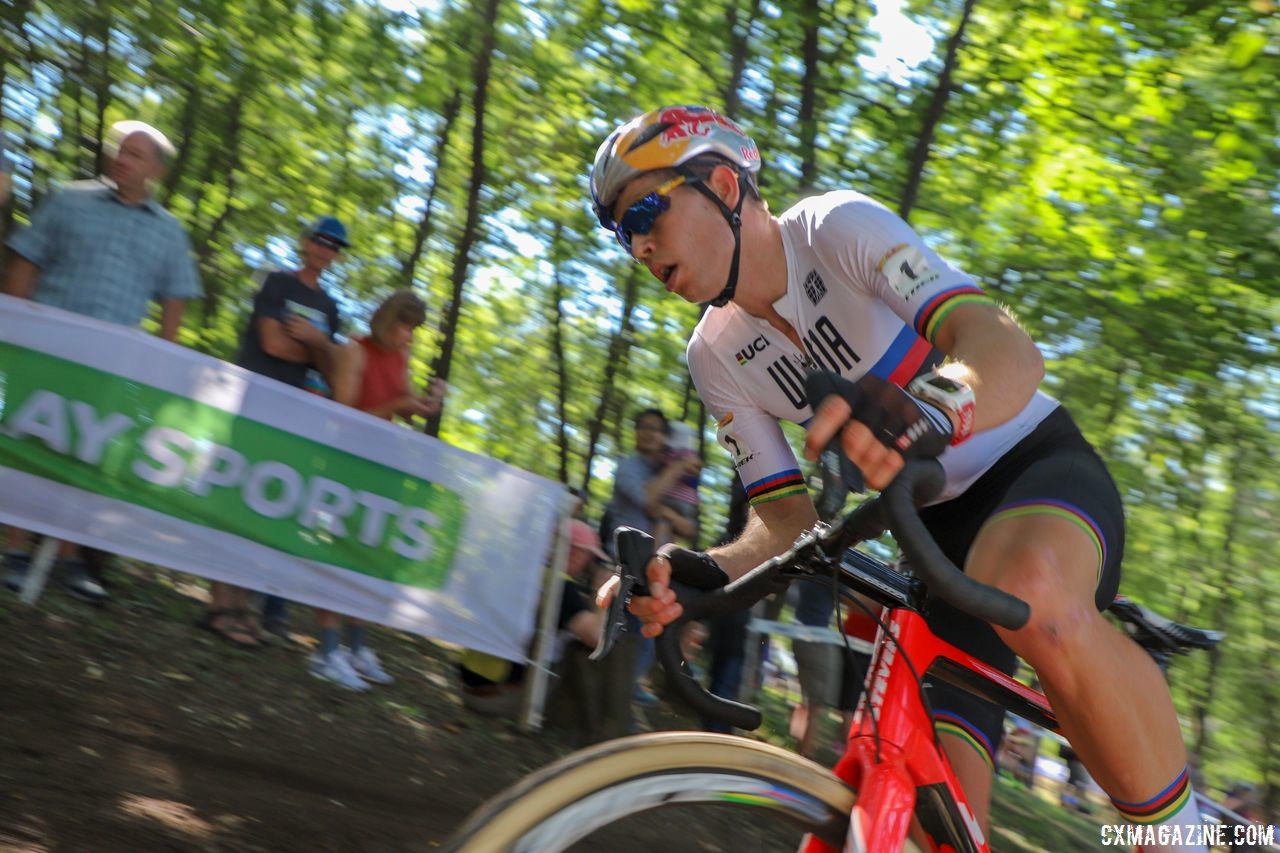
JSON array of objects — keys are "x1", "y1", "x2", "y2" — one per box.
[
  {"x1": 803, "y1": 269, "x2": 827, "y2": 305},
  {"x1": 734, "y1": 335, "x2": 770, "y2": 366},
  {"x1": 716, "y1": 418, "x2": 755, "y2": 469},
  {"x1": 878, "y1": 243, "x2": 940, "y2": 300}
]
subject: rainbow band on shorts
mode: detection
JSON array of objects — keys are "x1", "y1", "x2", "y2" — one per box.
[
  {"x1": 987, "y1": 499, "x2": 1106, "y2": 588},
  {"x1": 1112, "y1": 768, "x2": 1192, "y2": 825},
  {"x1": 745, "y1": 469, "x2": 807, "y2": 506},
  {"x1": 912, "y1": 285, "x2": 996, "y2": 344},
  {"x1": 933, "y1": 711, "x2": 995, "y2": 771}
]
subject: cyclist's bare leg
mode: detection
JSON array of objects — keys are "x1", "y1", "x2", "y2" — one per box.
[
  {"x1": 938, "y1": 732, "x2": 994, "y2": 830},
  {"x1": 965, "y1": 512, "x2": 1188, "y2": 803}
]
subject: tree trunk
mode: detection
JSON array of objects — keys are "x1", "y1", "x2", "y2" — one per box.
[
  {"x1": 549, "y1": 224, "x2": 571, "y2": 484},
  {"x1": 399, "y1": 86, "x2": 462, "y2": 291},
  {"x1": 422, "y1": 0, "x2": 501, "y2": 438},
  {"x1": 1190, "y1": 445, "x2": 1249, "y2": 761},
  {"x1": 797, "y1": 0, "x2": 821, "y2": 188},
  {"x1": 579, "y1": 266, "x2": 644, "y2": 498},
  {"x1": 898, "y1": 0, "x2": 976, "y2": 221},
  {"x1": 722, "y1": 0, "x2": 761, "y2": 118},
  {"x1": 192, "y1": 91, "x2": 247, "y2": 323},
  {"x1": 90, "y1": 5, "x2": 112, "y2": 177},
  {"x1": 161, "y1": 65, "x2": 205, "y2": 200}
]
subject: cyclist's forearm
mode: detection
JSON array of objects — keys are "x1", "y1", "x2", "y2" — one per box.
[{"x1": 707, "y1": 493, "x2": 817, "y2": 580}]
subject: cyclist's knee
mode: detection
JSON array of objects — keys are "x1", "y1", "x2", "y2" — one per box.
[{"x1": 973, "y1": 541, "x2": 1099, "y2": 664}]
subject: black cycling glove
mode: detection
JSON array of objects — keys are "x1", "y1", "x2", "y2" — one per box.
[
  {"x1": 804, "y1": 370, "x2": 954, "y2": 461},
  {"x1": 657, "y1": 544, "x2": 731, "y2": 590}
]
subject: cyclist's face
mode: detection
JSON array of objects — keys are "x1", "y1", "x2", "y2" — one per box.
[{"x1": 613, "y1": 170, "x2": 738, "y2": 304}]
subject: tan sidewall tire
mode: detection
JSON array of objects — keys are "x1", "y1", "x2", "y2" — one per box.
[{"x1": 445, "y1": 732, "x2": 856, "y2": 852}]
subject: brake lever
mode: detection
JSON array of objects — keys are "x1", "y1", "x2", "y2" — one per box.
[{"x1": 590, "y1": 526, "x2": 653, "y2": 662}]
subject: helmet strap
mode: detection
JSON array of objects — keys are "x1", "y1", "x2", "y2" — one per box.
[{"x1": 683, "y1": 170, "x2": 748, "y2": 308}]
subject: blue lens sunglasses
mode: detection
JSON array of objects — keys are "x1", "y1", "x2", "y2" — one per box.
[{"x1": 612, "y1": 175, "x2": 687, "y2": 254}]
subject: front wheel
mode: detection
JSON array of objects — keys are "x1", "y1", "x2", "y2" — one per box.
[{"x1": 442, "y1": 731, "x2": 856, "y2": 852}]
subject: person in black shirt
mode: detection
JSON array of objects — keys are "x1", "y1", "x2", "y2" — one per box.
[
  {"x1": 199, "y1": 217, "x2": 347, "y2": 648},
  {"x1": 235, "y1": 216, "x2": 345, "y2": 392}
]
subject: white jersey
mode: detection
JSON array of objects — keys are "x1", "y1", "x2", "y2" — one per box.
[{"x1": 688, "y1": 191, "x2": 1058, "y2": 506}]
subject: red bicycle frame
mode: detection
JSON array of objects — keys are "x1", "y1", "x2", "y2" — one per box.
[{"x1": 798, "y1": 606, "x2": 1057, "y2": 853}]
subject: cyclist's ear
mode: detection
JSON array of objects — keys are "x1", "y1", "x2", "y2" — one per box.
[{"x1": 705, "y1": 163, "x2": 741, "y2": 207}]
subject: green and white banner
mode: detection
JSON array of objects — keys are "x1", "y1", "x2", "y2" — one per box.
[{"x1": 0, "y1": 295, "x2": 570, "y2": 661}]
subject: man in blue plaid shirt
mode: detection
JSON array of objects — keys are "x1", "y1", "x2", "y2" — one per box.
[
  {"x1": 2, "y1": 120, "x2": 202, "y2": 603},
  {"x1": 3, "y1": 120, "x2": 201, "y2": 339}
]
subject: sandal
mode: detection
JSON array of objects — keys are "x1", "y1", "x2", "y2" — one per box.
[
  {"x1": 196, "y1": 609, "x2": 261, "y2": 648},
  {"x1": 232, "y1": 609, "x2": 276, "y2": 645}
]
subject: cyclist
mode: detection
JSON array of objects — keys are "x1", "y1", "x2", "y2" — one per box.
[{"x1": 591, "y1": 105, "x2": 1203, "y2": 850}]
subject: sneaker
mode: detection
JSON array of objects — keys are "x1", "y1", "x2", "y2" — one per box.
[
  {"x1": 348, "y1": 646, "x2": 394, "y2": 685},
  {"x1": 309, "y1": 649, "x2": 371, "y2": 692},
  {"x1": 60, "y1": 561, "x2": 108, "y2": 605}
]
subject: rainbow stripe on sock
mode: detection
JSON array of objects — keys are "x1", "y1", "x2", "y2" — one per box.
[
  {"x1": 987, "y1": 499, "x2": 1106, "y2": 588},
  {"x1": 1112, "y1": 767, "x2": 1192, "y2": 825},
  {"x1": 745, "y1": 469, "x2": 807, "y2": 506},
  {"x1": 934, "y1": 711, "x2": 995, "y2": 771}
]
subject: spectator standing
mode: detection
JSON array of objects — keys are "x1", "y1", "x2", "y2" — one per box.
[
  {"x1": 788, "y1": 450, "x2": 854, "y2": 758},
  {"x1": 2, "y1": 120, "x2": 201, "y2": 603},
  {"x1": 701, "y1": 476, "x2": 751, "y2": 733},
  {"x1": 649, "y1": 421, "x2": 702, "y2": 547},
  {"x1": 602, "y1": 408, "x2": 696, "y2": 708},
  {"x1": 200, "y1": 216, "x2": 345, "y2": 647},
  {"x1": 310, "y1": 290, "x2": 445, "y2": 689}
]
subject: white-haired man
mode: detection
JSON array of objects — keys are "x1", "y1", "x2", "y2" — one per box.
[{"x1": 2, "y1": 120, "x2": 202, "y2": 603}]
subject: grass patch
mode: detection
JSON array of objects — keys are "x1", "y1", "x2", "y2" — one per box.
[{"x1": 990, "y1": 774, "x2": 1105, "y2": 852}]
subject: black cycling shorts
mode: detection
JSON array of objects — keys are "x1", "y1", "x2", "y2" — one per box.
[{"x1": 914, "y1": 406, "x2": 1124, "y2": 766}]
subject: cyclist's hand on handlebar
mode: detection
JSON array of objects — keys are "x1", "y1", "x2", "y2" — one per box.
[
  {"x1": 595, "y1": 556, "x2": 681, "y2": 638},
  {"x1": 595, "y1": 546, "x2": 730, "y2": 639},
  {"x1": 803, "y1": 372, "x2": 952, "y2": 491}
]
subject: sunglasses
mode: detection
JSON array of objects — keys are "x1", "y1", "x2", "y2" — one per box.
[
  {"x1": 311, "y1": 235, "x2": 344, "y2": 252},
  {"x1": 612, "y1": 175, "x2": 686, "y2": 254}
]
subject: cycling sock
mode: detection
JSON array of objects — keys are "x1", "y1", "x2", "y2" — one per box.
[
  {"x1": 320, "y1": 627, "x2": 340, "y2": 657},
  {"x1": 345, "y1": 624, "x2": 367, "y2": 653},
  {"x1": 1110, "y1": 767, "x2": 1207, "y2": 852}
]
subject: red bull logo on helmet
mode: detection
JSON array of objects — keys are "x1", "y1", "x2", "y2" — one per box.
[{"x1": 658, "y1": 107, "x2": 750, "y2": 148}]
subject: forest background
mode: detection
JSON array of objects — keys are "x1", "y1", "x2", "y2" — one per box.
[{"x1": 0, "y1": 0, "x2": 1276, "y2": 812}]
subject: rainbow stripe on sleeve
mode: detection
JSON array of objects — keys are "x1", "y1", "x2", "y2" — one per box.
[
  {"x1": 912, "y1": 285, "x2": 995, "y2": 343},
  {"x1": 745, "y1": 469, "x2": 807, "y2": 506}
]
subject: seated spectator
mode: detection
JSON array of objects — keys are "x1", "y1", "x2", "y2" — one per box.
[
  {"x1": 308, "y1": 290, "x2": 444, "y2": 690},
  {"x1": 457, "y1": 520, "x2": 613, "y2": 738}
]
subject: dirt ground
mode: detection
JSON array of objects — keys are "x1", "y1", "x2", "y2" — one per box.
[{"x1": 0, "y1": 560, "x2": 804, "y2": 852}]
